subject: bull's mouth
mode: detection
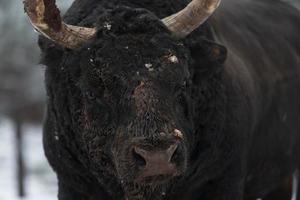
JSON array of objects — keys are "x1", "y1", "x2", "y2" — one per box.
[{"x1": 122, "y1": 181, "x2": 168, "y2": 200}]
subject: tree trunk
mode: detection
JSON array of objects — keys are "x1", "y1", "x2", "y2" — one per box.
[{"x1": 14, "y1": 118, "x2": 26, "y2": 197}]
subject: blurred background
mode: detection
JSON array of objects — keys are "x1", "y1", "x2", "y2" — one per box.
[
  {"x1": 0, "y1": 0, "x2": 72, "y2": 199},
  {"x1": 0, "y1": 0, "x2": 299, "y2": 200}
]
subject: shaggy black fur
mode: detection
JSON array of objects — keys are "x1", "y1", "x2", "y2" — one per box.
[{"x1": 39, "y1": 0, "x2": 300, "y2": 199}]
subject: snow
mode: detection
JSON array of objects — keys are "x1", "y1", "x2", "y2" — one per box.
[
  {"x1": 103, "y1": 22, "x2": 112, "y2": 30},
  {"x1": 145, "y1": 63, "x2": 154, "y2": 72},
  {"x1": 0, "y1": 118, "x2": 57, "y2": 200},
  {"x1": 292, "y1": 171, "x2": 298, "y2": 200},
  {"x1": 168, "y1": 55, "x2": 179, "y2": 63}
]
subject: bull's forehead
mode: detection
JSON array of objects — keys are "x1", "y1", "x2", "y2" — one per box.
[
  {"x1": 98, "y1": 50, "x2": 189, "y2": 87},
  {"x1": 87, "y1": 33, "x2": 190, "y2": 81},
  {"x1": 81, "y1": 34, "x2": 191, "y2": 105}
]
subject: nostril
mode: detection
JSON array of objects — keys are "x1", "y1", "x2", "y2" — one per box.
[
  {"x1": 132, "y1": 148, "x2": 147, "y2": 167},
  {"x1": 170, "y1": 145, "x2": 180, "y2": 163}
]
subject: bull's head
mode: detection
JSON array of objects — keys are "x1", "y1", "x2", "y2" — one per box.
[{"x1": 24, "y1": 0, "x2": 225, "y2": 199}]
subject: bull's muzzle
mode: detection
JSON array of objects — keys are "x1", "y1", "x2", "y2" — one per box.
[{"x1": 130, "y1": 138, "x2": 183, "y2": 184}]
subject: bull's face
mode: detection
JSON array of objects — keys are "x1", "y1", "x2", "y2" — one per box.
[
  {"x1": 79, "y1": 13, "x2": 193, "y2": 197},
  {"x1": 78, "y1": 10, "x2": 226, "y2": 199}
]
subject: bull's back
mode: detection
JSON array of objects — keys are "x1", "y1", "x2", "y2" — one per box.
[{"x1": 211, "y1": 0, "x2": 300, "y2": 197}]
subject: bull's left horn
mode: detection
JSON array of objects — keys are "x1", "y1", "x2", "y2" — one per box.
[
  {"x1": 23, "y1": 0, "x2": 96, "y2": 49},
  {"x1": 162, "y1": 0, "x2": 221, "y2": 38}
]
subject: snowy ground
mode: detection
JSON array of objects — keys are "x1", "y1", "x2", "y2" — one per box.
[{"x1": 0, "y1": 118, "x2": 57, "y2": 200}]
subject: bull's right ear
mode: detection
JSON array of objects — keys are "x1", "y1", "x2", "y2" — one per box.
[
  {"x1": 189, "y1": 39, "x2": 227, "y2": 83},
  {"x1": 190, "y1": 39, "x2": 227, "y2": 64}
]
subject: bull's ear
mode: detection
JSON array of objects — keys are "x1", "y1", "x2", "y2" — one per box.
[
  {"x1": 190, "y1": 39, "x2": 227, "y2": 64},
  {"x1": 189, "y1": 39, "x2": 227, "y2": 83}
]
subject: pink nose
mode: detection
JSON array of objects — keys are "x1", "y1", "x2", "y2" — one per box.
[{"x1": 132, "y1": 143, "x2": 179, "y2": 182}]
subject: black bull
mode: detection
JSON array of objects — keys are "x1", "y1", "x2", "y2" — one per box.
[{"x1": 40, "y1": 0, "x2": 300, "y2": 199}]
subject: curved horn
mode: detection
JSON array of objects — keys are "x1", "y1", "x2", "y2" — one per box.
[
  {"x1": 23, "y1": 0, "x2": 96, "y2": 49},
  {"x1": 162, "y1": 0, "x2": 221, "y2": 38}
]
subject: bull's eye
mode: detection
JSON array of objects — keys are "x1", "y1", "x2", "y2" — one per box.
[{"x1": 86, "y1": 91, "x2": 96, "y2": 101}]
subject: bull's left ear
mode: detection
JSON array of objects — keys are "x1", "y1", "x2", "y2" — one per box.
[{"x1": 190, "y1": 39, "x2": 228, "y2": 64}]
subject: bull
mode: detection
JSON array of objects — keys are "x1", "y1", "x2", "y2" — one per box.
[{"x1": 24, "y1": 0, "x2": 300, "y2": 199}]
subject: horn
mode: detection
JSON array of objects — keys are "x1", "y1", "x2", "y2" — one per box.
[
  {"x1": 162, "y1": 0, "x2": 221, "y2": 38},
  {"x1": 23, "y1": 0, "x2": 96, "y2": 49}
]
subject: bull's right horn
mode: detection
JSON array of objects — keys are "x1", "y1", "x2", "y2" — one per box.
[{"x1": 24, "y1": 0, "x2": 96, "y2": 49}]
